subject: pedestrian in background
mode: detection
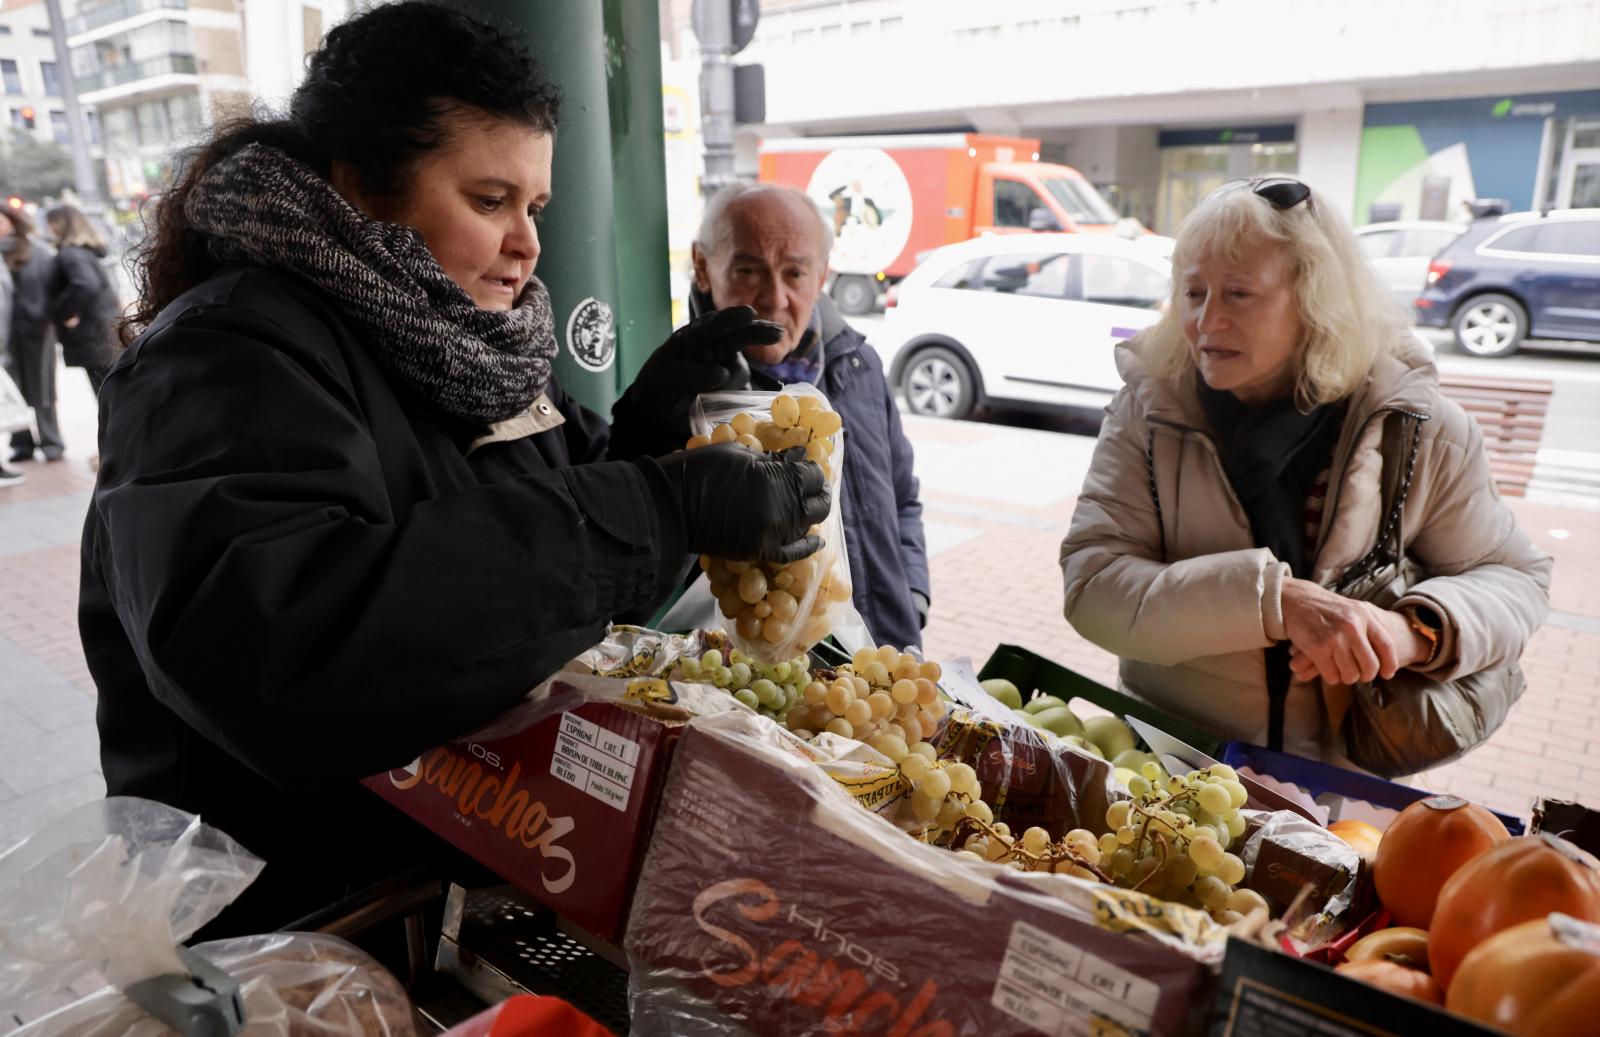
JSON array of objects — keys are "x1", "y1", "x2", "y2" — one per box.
[
  {"x1": 1, "y1": 207, "x2": 62, "y2": 464},
  {"x1": 45, "y1": 204, "x2": 120, "y2": 397},
  {"x1": 0, "y1": 256, "x2": 22, "y2": 486}
]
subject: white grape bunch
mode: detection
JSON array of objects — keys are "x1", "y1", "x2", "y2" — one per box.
[
  {"x1": 687, "y1": 392, "x2": 850, "y2": 659},
  {"x1": 674, "y1": 646, "x2": 812, "y2": 723},
  {"x1": 1095, "y1": 762, "x2": 1267, "y2": 923},
  {"x1": 943, "y1": 763, "x2": 1270, "y2": 924},
  {"x1": 786, "y1": 645, "x2": 947, "y2": 749}
]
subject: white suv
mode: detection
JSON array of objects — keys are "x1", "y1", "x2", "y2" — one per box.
[{"x1": 881, "y1": 233, "x2": 1172, "y2": 419}]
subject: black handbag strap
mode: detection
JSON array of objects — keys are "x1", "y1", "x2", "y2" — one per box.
[
  {"x1": 1336, "y1": 410, "x2": 1426, "y2": 591},
  {"x1": 1145, "y1": 427, "x2": 1167, "y2": 562}
]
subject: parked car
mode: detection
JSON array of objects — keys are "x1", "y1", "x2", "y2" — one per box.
[
  {"x1": 880, "y1": 233, "x2": 1172, "y2": 419},
  {"x1": 1353, "y1": 220, "x2": 1467, "y2": 307},
  {"x1": 1414, "y1": 208, "x2": 1600, "y2": 357}
]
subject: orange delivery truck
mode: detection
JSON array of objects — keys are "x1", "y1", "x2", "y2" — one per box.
[{"x1": 758, "y1": 132, "x2": 1126, "y2": 314}]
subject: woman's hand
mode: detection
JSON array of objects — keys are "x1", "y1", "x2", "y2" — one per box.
[{"x1": 1283, "y1": 578, "x2": 1432, "y2": 684}]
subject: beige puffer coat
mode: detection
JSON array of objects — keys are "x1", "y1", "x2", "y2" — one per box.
[{"x1": 1059, "y1": 337, "x2": 1552, "y2": 762}]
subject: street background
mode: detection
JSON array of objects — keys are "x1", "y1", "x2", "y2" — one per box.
[{"x1": 1, "y1": 324, "x2": 1596, "y2": 854}]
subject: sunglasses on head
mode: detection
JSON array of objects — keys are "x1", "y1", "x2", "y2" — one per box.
[{"x1": 1249, "y1": 177, "x2": 1314, "y2": 213}]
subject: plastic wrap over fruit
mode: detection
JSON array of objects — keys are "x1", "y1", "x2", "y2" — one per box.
[
  {"x1": 624, "y1": 711, "x2": 1224, "y2": 1037},
  {"x1": 0, "y1": 797, "x2": 414, "y2": 1036},
  {"x1": 687, "y1": 385, "x2": 854, "y2": 664}
]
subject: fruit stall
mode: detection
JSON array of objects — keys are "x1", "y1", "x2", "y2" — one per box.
[
  {"x1": 383, "y1": 386, "x2": 1600, "y2": 1035},
  {"x1": 3, "y1": 390, "x2": 1596, "y2": 1036}
]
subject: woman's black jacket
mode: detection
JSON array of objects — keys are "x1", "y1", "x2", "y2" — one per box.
[
  {"x1": 48, "y1": 242, "x2": 118, "y2": 368},
  {"x1": 80, "y1": 267, "x2": 685, "y2": 933}
]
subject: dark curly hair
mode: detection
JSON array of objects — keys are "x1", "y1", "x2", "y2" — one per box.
[{"x1": 123, "y1": 0, "x2": 561, "y2": 340}]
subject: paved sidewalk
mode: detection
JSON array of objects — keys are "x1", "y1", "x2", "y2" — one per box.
[{"x1": 0, "y1": 370, "x2": 1595, "y2": 859}]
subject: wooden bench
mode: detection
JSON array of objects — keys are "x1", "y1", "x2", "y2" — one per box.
[{"x1": 1436, "y1": 375, "x2": 1553, "y2": 498}]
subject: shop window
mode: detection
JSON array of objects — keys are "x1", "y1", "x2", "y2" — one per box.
[
  {"x1": 1079, "y1": 255, "x2": 1168, "y2": 309},
  {"x1": 993, "y1": 179, "x2": 1041, "y2": 228}
]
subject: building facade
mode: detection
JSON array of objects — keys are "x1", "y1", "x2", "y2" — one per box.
[
  {"x1": 0, "y1": 0, "x2": 103, "y2": 193},
  {"x1": 66, "y1": 0, "x2": 345, "y2": 200},
  {"x1": 667, "y1": 0, "x2": 1600, "y2": 233}
]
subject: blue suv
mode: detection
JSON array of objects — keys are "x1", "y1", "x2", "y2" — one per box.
[{"x1": 1414, "y1": 209, "x2": 1600, "y2": 357}]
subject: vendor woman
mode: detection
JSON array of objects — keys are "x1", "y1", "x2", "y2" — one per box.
[{"x1": 80, "y1": 1, "x2": 827, "y2": 934}]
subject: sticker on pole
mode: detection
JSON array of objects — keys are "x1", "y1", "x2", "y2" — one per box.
[{"x1": 566, "y1": 297, "x2": 616, "y2": 373}]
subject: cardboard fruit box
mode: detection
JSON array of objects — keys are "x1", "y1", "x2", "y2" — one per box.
[
  {"x1": 625, "y1": 711, "x2": 1231, "y2": 1037},
  {"x1": 1209, "y1": 937, "x2": 1499, "y2": 1037},
  {"x1": 363, "y1": 671, "x2": 737, "y2": 943}
]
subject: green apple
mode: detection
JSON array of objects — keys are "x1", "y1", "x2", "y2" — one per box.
[
  {"x1": 1112, "y1": 766, "x2": 1139, "y2": 787},
  {"x1": 1084, "y1": 715, "x2": 1136, "y2": 759},
  {"x1": 1023, "y1": 695, "x2": 1063, "y2": 715},
  {"x1": 1031, "y1": 706, "x2": 1086, "y2": 740},
  {"x1": 981, "y1": 678, "x2": 1023, "y2": 710},
  {"x1": 1010, "y1": 708, "x2": 1041, "y2": 727},
  {"x1": 1110, "y1": 748, "x2": 1148, "y2": 770},
  {"x1": 1064, "y1": 735, "x2": 1104, "y2": 759}
]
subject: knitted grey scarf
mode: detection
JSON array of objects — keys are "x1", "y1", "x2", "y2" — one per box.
[{"x1": 185, "y1": 143, "x2": 556, "y2": 424}]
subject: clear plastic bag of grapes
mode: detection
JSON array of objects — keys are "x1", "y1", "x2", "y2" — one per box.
[{"x1": 685, "y1": 384, "x2": 857, "y2": 665}]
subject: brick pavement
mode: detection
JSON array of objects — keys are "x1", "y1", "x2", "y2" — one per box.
[{"x1": 0, "y1": 381, "x2": 1595, "y2": 865}]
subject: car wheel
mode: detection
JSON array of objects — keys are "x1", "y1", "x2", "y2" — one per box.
[
  {"x1": 831, "y1": 275, "x2": 877, "y2": 316},
  {"x1": 1452, "y1": 293, "x2": 1527, "y2": 358},
  {"x1": 902, "y1": 346, "x2": 976, "y2": 420}
]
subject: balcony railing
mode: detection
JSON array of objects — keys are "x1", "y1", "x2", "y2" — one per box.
[
  {"x1": 75, "y1": 53, "x2": 198, "y2": 94},
  {"x1": 69, "y1": 0, "x2": 189, "y2": 37}
]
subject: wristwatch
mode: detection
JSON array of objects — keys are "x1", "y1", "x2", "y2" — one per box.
[{"x1": 1404, "y1": 604, "x2": 1443, "y2": 666}]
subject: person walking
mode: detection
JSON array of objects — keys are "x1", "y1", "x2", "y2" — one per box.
[
  {"x1": 0, "y1": 257, "x2": 23, "y2": 486},
  {"x1": 2, "y1": 208, "x2": 62, "y2": 463},
  {"x1": 45, "y1": 204, "x2": 120, "y2": 396}
]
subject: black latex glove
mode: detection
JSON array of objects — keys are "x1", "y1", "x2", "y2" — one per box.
[
  {"x1": 655, "y1": 443, "x2": 830, "y2": 563},
  {"x1": 607, "y1": 306, "x2": 783, "y2": 460}
]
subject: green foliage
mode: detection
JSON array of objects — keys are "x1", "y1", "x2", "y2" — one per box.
[{"x1": 0, "y1": 129, "x2": 75, "y2": 202}]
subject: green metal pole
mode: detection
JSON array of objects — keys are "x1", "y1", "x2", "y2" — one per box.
[
  {"x1": 447, "y1": 0, "x2": 671, "y2": 416},
  {"x1": 603, "y1": 0, "x2": 673, "y2": 389}
]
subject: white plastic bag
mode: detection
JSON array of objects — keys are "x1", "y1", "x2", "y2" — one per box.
[
  {"x1": 0, "y1": 797, "x2": 415, "y2": 1036},
  {"x1": 0, "y1": 363, "x2": 35, "y2": 436},
  {"x1": 687, "y1": 385, "x2": 856, "y2": 663}
]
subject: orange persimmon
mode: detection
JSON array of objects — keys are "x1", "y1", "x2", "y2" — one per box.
[
  {"x1": 1334, "y1": 959, "x2": 1443, "y2": 1005},
  {"x1": 1430, "y1": 833, "x2": 1600, "y2": 991},
  {"x1": 1372, "y1": 795, "x2": 1509, "y2": 929}
]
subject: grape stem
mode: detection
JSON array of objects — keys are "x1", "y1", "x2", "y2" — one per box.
[
  {"x1": 1129, "y1": 830, "x2": 1170, "y2": 893},
  {"x1": 949, "y1": 816, "x2": 1113, "y2": 884}
]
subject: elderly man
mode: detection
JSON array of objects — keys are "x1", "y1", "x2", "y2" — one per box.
[{"x1": 685, "y1": 182, "x2": 930, "y2": 650}]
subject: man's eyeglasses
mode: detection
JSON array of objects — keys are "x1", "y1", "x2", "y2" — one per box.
[{"x1": 1250, "y1": 177, "x2": 1314, "y2": 213}]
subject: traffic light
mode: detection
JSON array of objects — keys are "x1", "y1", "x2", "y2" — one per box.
[{"x1": 19, "y1": 105, "x2": 34, "y2": 129}]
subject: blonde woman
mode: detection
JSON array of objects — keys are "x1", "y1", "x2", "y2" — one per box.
[
  {"x1": 1060, "y1": 177, "x2": 1550, "y2": 764},
  {"x1": 45, "y1": 203, "x2": 120, "y2": 396}
]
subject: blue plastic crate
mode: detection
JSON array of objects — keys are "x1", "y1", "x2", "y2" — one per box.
[{"x1": 1218, "y1": 741, "x2": 1525, "y2": 835}]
